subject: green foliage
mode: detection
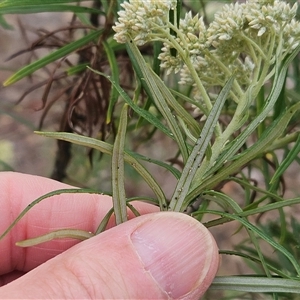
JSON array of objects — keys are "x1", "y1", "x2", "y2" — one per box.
[{"x1": 1, "y1": 0, "x2": 300, "y2": 298}]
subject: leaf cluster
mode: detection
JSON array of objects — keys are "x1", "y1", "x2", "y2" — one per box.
[{"x1": 1, "y1": 1, "x2": 300, "y2": 298}]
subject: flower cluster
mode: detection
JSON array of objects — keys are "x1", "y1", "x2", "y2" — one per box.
[
  {"x1": 181, "y1": 0, "x2": 299, "y2": 95},
  {"x1": 245, "y1": 0, "x2": 298, "y2": 37},
  {"x1": 113, "y1": 0, "x2": 177, "y2": 46},
  {"x1": 114, "y1": 0, "x2": 300, "y2": 99},
  {"x1": 158, "y1": 12, "x2": 207, "y2": 75}
]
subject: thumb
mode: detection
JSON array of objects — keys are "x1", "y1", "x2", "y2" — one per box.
[{"x1": 0, "y1": 212, "x2": 219, "y2": 299}]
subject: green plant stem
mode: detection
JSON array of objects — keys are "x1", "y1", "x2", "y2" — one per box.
[
  {"x1": 241, "y1": 31, "x2": 267, "y2": 61},
  {"x1": 252, "y1": 34, "x2": 276, "y2": 97},
  {"x1": 203, "y1": 50, "x2": 244, "y2": 98}
]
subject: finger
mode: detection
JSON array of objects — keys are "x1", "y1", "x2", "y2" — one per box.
[
  {"x1": 0, "y1": 172, "x2": 158, "y2": 275},
  {"x1": 0, "y1": 212, "x2": 219, "y2": 299}
]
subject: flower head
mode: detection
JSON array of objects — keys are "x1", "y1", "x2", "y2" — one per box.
[
  {"x1": 177, "y1": 0, "x2": 299, "y2": 94},
  {"x1": 283, "y1": 19, "x2": 300, "y2": 52},
  {"x1": 113, "y1": 0, "x2": 177, "y2": 45},
  {"x1": 157, "y1": 12, "x2": 207, "y2": 75},
  {"x1": 113, "y1": 0, "x2": 300, "y2": 104},
  {"x1": 245, "y1": 0, "x2": 298, "y2": 37},
  {"x1": 206, "y1": 3, "x2": 245, "y2": 48}
]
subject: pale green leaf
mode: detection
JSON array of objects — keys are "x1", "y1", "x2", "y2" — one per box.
[
  {"x1": 168, "y1": 76, "x2": 234, "y2": 212},
  {"x1": 0, "y1": 188, "x2": 103, "y2": 242},
  {"x1": 0, "y1": 4, "x2": 103, "y2": 14},
  {"x1": 88, "y1": 67, "x2": 173, "y2": 138},
  {"x1": 270, "y1": 133, "x2": 300, "y2": 184},
  {"x1": 112, "y1": 105, "x2": 128, "y2": 224},
  {"x1": 126, "y1": 42, "x2": 189, "y2": 163},
  {"x1": 211, "y1": 276, "x2": 300, "y2": 294},
  {"x1": 35, "y1": 131, "x2": 168, "y2": 209},
  {"x1": 187, "y1": 101, "x2": 300, "y2": 205}
]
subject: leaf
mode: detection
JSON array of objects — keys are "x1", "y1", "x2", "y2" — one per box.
[
  {"x1": 206, "y1": 210, "x2": 300, "y2": 276},
  {"x1": 131, "y1": 151, "x2": 181, "y2": 179},
  {"x1": 95, "y1": 207, "x2": 114, "y2": 234},
  {"x1": 270, "y1": 133, "x2": 300, "y2": 184},
  {"x1": 66, "y1": 63, "x2": 89, "y2": 76},
  {"x1": 203, "y1": 196, "x2": 300, "y2": 229},
  {"x1": 126, "y1": 42, "x2": 189, "y2": 163},
  {"x1": 0, "y1": 0, "x2": 85, "y2": 3},
  {"x1": 35, "y1": 131, "x2": 168, "y2": 209},
  {"x1": 0, "y1": 4, "x2": 103, "y2": 14},
  {"x1": 186, "y1": 101, "x2": 300, "y2": 205},
  {"x1": 0, "y1": 0, "x2": 90, "y2": 6},
  {"x1": 0, "y1": 188, "x2": 103, "y2": 242},
  {"x1": 211, "y1": 276, "x2": 300, "y2": 294},
  {"x1": 102, "y1": 40, "x2": 120, "y2": 124},
  {"x1": 88, "y1": 67, "x2": 172, "y2": 138},
  {"x1": 168, "y1": 76, "x2": 234, "y2": 212},
  {"x1": 112, "y1": 105, "x2": 128, "y2": 224},
  {"x1": 207, "y1": 44, "x2": 300, "y2": 176},
  {"x1": 16, "y1": 229, "x2": 94, "y2": 247},
  {"x1": 0, "y1": 14, "x2": 12, "y2": 29},
  {"x1": 3, "y1": 29, "x2": 104, "y2": 86},
  {"x1": 219, "y1": 250, "x2": 294, "y2": 279},
  {"x1": 150, "y1": 68, "x2": 201, "y2": 138}
]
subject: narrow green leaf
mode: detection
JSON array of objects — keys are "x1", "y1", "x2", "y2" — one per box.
[
  {"x1": 95, "y1": 197, "x2": 148, "y2": 235},
  {"x1": 35, "y1": 131, "x2": 168, "y2": 209},
  {"x1": 0, "y1": 0, "x2": 90, "y2": 6},
  {"x1": 207, "y1": 44, "x2": 300, "y2": 175},
  {"x1": 203, "y1": 197, "x2": 300, "y2": 229},
  {"x1": 0, "y1": 188, "x2": 103, "y2": 241},
  {"x1": 88, "y1": 67, "x2": 172, "y2": 138},
  {"x1": 95, "y1": 207, "x2": 114, "y2": 234},
  {"x1": 102, "y1": 40, "x2": 120, "y2": 124},
  {"x1": 127, "y1": 42, "x2": 189, "y2": 163},
  {"x1": 0, "y1": 4, "x2": 103, "y2": 14},
  {"x1": 152, "y1": 41, "x2": 162, "y2": 75},
  {"x1": 241, "y1": 197, "x2": 300, "y2": 218},
  {"x1": 211, "y1": 276, "x2": 300, "y2": 294},
  {"x1": 202, "y1": 190, "x2": 243, "y2": 214},
  {"x1": 219, "y1": 250, "x2": 294, "y2": 279},
  {"x1": 3, "y1": 29, "x2": 103, "y2": 86},
  {"x1": 187, "y1": 101, "x2": 300, "y2": 204},
  {"x1": 16, "y1": 229, "x2": 94, "y2": 247},
  {"x1": 131, "y1": 151, "x2": 181, "y2": 179},
  {"x1": 0, "y1": 14, "x2": 13, "y2": 29},
  {"x1": 270, "y1": 133, "x2": 300, "y2": 184},
  {"x1": 168, "y1": 76, "x2": 234, "y2": 212},
  {"x1": 206, "y1": 210, "x2": 300, "y2": 276},
  {"x1": 112, "y1": 105, "x2": 128, "y2": 225},
  {"x1": 150, "y1": 68, "x2": 201, "y2": 138},
  {"x1": 66, "y1": 63, "x2": 89, "y2": 76},
  {"x1": 170, "y1": 88, "x2": 207, "y2": 114}
]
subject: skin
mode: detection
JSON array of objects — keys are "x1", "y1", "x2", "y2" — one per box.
[{"x1": 0, "y1": 172, "x2": 219, "y2": 299}]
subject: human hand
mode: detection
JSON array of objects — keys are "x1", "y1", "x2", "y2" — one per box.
[{"x1": 0, "y1": 172, "x2": 219, "y2": 299}]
